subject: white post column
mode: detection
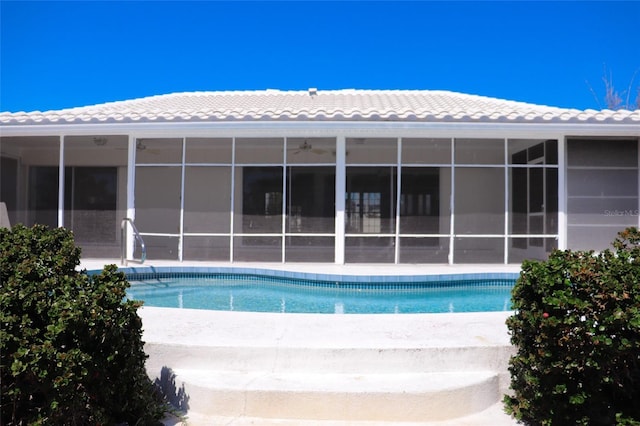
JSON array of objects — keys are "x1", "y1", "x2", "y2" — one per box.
[
  {"x1": 282, "y1": 137, "x2": 288, "y2": 263},
  {"x1": 126, "y1": 134, "x2": 137, "y2": 260},
  {"x1": 448, "y1": 137, "x2": 455, "y2": 265},
  {"x1": 335, "y1": 135, "x2": 346, "y2": 264},
  {"x1": 503, "y1": 138, "x2": 509, "y2": 264},
  {"x1": 229, "y1": 137, "x2": 236, "y2": 262},
  {"x1": 395, "y1": 138, "x2": 402, "y2": 264},
  {"x1": 57, "y1": 136, "x2": 65, "y2": 228},
  {"x1": 178, "y1": 137, "x2": 186, "y2": 262},
  {"x1": 557, "y1": 136, "x2": 567, "y2": 250}
]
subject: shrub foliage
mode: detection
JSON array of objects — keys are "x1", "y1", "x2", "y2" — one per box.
[
  {"x1": 505, "y1": 228, "x2": 640, "y2": 425},
  {"x1": 0, "y1": 224, "x2": 165, "y2": 425}
]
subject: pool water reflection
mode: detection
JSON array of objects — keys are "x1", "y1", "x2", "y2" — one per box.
[{"x1": 127, "y1": 275, "x2": 515, "y2": 314}]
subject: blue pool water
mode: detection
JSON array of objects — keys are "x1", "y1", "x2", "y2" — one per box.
[{"x1": 126, "y1": 272, "x2": 516, "y2": 314}]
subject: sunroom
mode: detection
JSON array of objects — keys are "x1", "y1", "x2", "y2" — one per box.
[{"x1": 1, "y1": 90, "x2": 638, "y2": 264}]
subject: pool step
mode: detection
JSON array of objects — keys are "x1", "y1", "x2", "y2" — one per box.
[
  {"x1": 141, "y1": 308, "x2": 514, "y2": 423},
  {"x1": 172, "y1": 369, "x2": 500, "y2": 422},
  {"x1": 169, "y1": 402, "x2": 515, "y2": 425},
  {"x1": 145, "y1": 343, "x2": 514, "y2": 375}
]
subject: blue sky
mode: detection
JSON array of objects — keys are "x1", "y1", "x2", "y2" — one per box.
[{"x1": 1, "y1": 1, "x2": 639, "y2": 112}]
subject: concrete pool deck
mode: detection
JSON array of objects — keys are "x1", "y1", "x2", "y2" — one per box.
[
  {"x1": 81, "y1": 259, "x2": 522, "y2": 277},
  {"x1": 81, "y1": 260, "x2": 521, "y2": 425}
]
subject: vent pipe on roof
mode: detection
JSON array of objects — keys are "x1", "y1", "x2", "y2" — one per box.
[{"x1": 308, "y1": 88, "x2": 318, "y2": 96}]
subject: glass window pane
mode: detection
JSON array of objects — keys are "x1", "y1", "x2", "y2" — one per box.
[
  {"x1": 233, "y1": 236, "x2": 282, "y2": 261},
  {"x1": 455, "y1": 138, "x2": 504, "y2": 164},
  {"x1": 454, "y1": 168, "x2": 504, "y2": 234},
  {"x1": 346, "y1": 138, "x2": 397, "y2": 164},
  {"x1": 135, "y1": 167, "x2": 181, "y2": 233},
  {"x1": 1, "y1": 136, "x2": 60, "y2": 227},
  {"x1": 345, "y1": 237, "x2": 395, "y2": 263},
  {"x1": 508, "y1": 139, "x2": 558, "y2": 165},
  {"x1": 454, "y1": 237, "x2": 504, "y2": 263},
  {"x1": 184, "y1": 167, "x2": 231, "y2": 233},
  {"x1": 234, "y1": 166, "x2": 283, "y2": 233},
  {"x1": 135, "y1": 138, "x2": 182, "y2": 164},
  {"x1": 399, "y1": 237, "x2": 449, "y2": 263},
  {"x1": 287, "y1": 167, "x2": 335, "y2": 233},
  {"x1": 235, "y1": 138, "x2": 283, "y2": 163},
  {"x1": 185, "y1": 138, "x2": 232, "y2": 163},
  {"x1": 346, "y1": 167, "x2": 396, "y2": 234},
  {"x1": 285, "y1": 236, "x2": 334, "y2": 262},
  {"x1": 183, "y1": 236, "x2": 230, "y2": 261},
  {"x1": 402, "y1": 138, "x2": 451, "y2": 164},
  {"x1": 286, "y1": 138, "x2": 336, "y2": 164},
  {"x1": 400, "y1": 167, "x2": 450, "y2": 234}
]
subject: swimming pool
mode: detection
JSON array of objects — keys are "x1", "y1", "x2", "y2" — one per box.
[{"x1": 124, "y1": 268, "x2": 517, "y2": 314}]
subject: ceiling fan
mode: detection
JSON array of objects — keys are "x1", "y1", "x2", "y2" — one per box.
[
  {"x1": 288, "y1": 140, "x2": 328, "y2": 155},
  {"x1": 113, "y1": 139, "x2": 161, "y2": 155},
  {"x1": 133, "y1": 139, "x2": 162, "y2": 155}
]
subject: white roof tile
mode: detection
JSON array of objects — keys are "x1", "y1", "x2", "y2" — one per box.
[{"x1": 1, "y1": 89, "x2": 639, "y2": 125}]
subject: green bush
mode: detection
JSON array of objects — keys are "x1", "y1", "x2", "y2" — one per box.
[
  {"x1": 0, "y1": 224, "x2": 166, "y2": 425},
  {"x1": 505, "y1": 228, "x2": 640, "y2": 425}
]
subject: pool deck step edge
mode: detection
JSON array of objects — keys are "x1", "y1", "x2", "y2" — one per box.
[
  {"x1": 138, "y1": 308, "x2": 513, "y2": 349},
  {"x1": 170, "y1": 369, "x2": 500, "y2": 422},
  {"x1": 145, "y1": 343, "x2": 515, "y2": 375},
  {"x1": 167, "y1": 402, "x2": 518, "y2": 426}
]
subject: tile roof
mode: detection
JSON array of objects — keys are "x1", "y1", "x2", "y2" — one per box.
[{"x1": 1, "y1": 89, "x2": 640, "y2": 125}]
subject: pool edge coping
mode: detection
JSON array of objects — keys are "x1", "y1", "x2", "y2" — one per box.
[{"x1": 87, "y1": 265, "x2": 520, "y2": 284}]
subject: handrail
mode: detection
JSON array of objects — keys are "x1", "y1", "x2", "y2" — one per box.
[{"x1": 121, "y1": 218, "x2": 147, "y2": 266}]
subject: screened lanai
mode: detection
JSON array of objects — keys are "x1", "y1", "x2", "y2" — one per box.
[{"x1": 1, "y1": 90, "x2": 639, "y2": 264}]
